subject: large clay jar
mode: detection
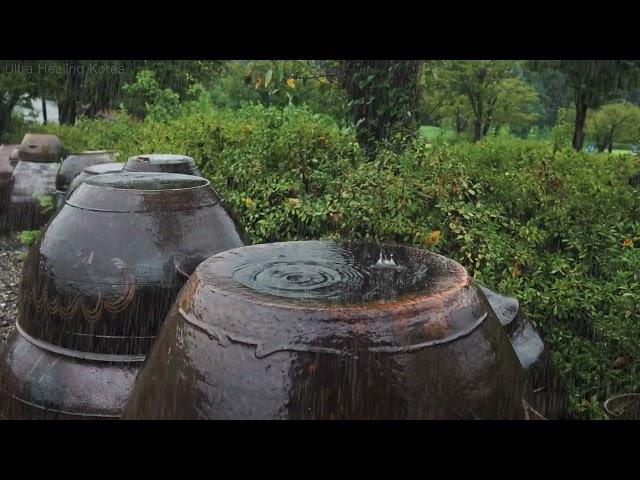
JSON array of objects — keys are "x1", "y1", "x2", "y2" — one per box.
[
  {"x1": 16, "y1": 134, "x2": 63, "y2": 163},
  {"x1": 6, "y1": 134, "x2": 64, "y2": 229},
  {"x1": 65, "y1": 162, "x2": 124, "y2": 199},
  {"x1": 54, "y1": 151, "x2": 117, "y2": 211},
  {"x1": 478, "y1": 286, "x2": 569, "y2": 419},
  {"x1": 0, "y1": 145, "x2": 19, "y2": 218},
  {"x1": 123, "y1": 154, "x2": 202, "y2": 176},
  {"x1": 0, "y1": 172, "x2": 244, "y2": 419},
  {"x1": 122, "y1": 241, "x2": 546, "y2": 420}
]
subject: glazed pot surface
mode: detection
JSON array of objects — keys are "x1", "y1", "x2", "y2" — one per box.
[
  {"x1": 19, "y1": 172, "x2": 244, "y2": 356},
  {"x1": 55, "y1": 151, "x2": 116, "y2": 192},
  {"x1": 65, "y1": 162, "x2": 124, "y2": 200},
  {"x1": 0, "y1": 145, "x2": 18, "y2": 216},
  {"x1": 2, "y1": 172, "x2": 244, "y2": 420},
  {"x1": 5, "y1": 161, "x2": 59, "y2": 229},
  {"x1": 124, "y1": 154, "x2": 202, "y2": 176},
  {"x1": 123, "y1": 241, "x2": 533, "y2": 420},
  {"x1": 18, "y1": 134, "x2": 63, "y2": 163},
  {"x1": 0, "y1": 145, "x2": 19, "y2": 179}
]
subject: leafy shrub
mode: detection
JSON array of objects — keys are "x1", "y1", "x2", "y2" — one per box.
[{"x1": 19, "y1": 229, "x2": 41, "y2": 247}]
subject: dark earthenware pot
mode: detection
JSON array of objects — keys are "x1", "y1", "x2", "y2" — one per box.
[
  {"x1": 54, "y1": 151, "x2": 118, "y2": 211},
  {"x1": 65, "y1": 162, "x2": 124, "y2": 200},
  {"x1": 123, "y1": 154, "x2": 202, "y2": 176},
  {"x1": 0, "y1": 172, "x2": 244, "y2": 419},
  {"x1": 17, "y1": 134, "x2": 63, "y2": 163},
  {"x1": 479, "y1": 286, "x2": 569, "y2": 419},
  {"x1": 604, "y1": 393, "x2": 640, "y2": 420},
  {"x1": 0, "y1": 145, "x2": 19, "y2": 217},
  {"x1": 6, "y1": 161, "x2": 59, "y2": 230},
  {"x1": 4, "y1": 135, "x2": 63, "y2": 230},
  {"x1": 123, "y1": 241, "x2": 541, "y2": 420}
]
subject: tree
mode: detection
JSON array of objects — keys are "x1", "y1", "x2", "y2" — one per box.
[
  {"x1": 491, "y1": 77, "x2": 541, "y2": 136},
  {"x1": 521, "y1": 65, "x2": 572, "y2": 128},
  {"x1": 587, "y1": 102, "x2": 640, "y2": 152},
  {"x1": 58, "y1": 61, "x2": 83, "y2": 124},
  {"x1": 420, "y1": 61, "x2": 539, "y2": 141},
  {"x1": 340, "y1": 60, "x2": 423, "y2": 154},
  {"x1": 121, "y1": 69, "x2": 180, "y2": 121},
  {"x1": 0, "y1": 61, "x2": 39, "y2": 139},
  {"x1": 530, "y1": 60, "x2": 640, "y2": 151},
  {"x1": 445, "y1": 60, "x2": 515, "y2": 142},
  {"x1": 221, "y1": 60, "x2": 348, "y2": 122},
  {"x1": 54, "y1": 60, "x2": 224, "y2": 125}
]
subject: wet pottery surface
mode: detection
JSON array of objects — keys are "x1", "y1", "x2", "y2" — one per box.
[
  {"x1": 123, "y1": 154, "x2": 202, "y2": 176},
  {"x1": 123, "y1": 241, "x2": 545, "y2": 420},
  {"x1": 0, "y1": 172, "x2": 244, "y2": 419}
]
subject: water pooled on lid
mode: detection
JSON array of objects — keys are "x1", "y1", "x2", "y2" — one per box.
[{"x1": 228, "y1": 241, "x2": 460, "y2": 304}]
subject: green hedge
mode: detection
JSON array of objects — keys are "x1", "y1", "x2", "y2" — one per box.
[{"x1": 22, "y1": 105, "x2": 640, "y2": 418}]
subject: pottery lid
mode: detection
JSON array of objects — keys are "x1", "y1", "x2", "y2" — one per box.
[
  {"x1": 124, "y1": 154, "x2": 199, "y2": 175},
  {"x1": 18, "y1": 134, "x2": 63, "y2": 163},
  {"x1": 68, "y1": 172, "x2": 221, "y2": 212}
]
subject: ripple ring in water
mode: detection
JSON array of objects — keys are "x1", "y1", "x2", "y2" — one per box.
[{"x1": 233, "y1": 260, "x2": 366, "y2": 300}]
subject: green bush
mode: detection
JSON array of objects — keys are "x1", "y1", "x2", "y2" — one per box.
[
  {"x1": 19, "y1": 229, "x2": 41, "y2": 247},
  {"x1": 28, "y1": 105, "x2": 640, "y2": 418}
]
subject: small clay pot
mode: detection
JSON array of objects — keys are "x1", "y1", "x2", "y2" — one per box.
[{"x1": 604, "y1": 393, "x2": 640, "y2": 420}]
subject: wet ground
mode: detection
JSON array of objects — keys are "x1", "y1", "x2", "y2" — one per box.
[{"x1": 0, "y1": 232, "x2": 21, "y2": 344}]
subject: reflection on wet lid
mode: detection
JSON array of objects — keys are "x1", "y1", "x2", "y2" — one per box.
[
  {"x1": 202, "y1": 241, "x2": 468, "y2": 306},
  {"x1": 69, "y1": 172, "x2": 220, "y2": 213},
  {"x1": 124, "y1": 153, "x2": 196, "y2": 173},
  {"x1": 84, "y1": 162, "x2": 124, "y2": 175},
  {"x1": 84, "y1": 172, "x2": 208, "y2": 190}
]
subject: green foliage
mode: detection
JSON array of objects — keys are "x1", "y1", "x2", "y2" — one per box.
[
  {"x1": 19, "y1": 229, "x2": 42, "y2": 247},
  {"x1": 208, "y1": 61, "x2": 348, "y2": 123},
  {"x1": 587, "y1": 102, "x2": 640, "y2": 152},
  {"x1": 341, "y1": 60, "x2": 423, "y2": 154},
  {"x1": 33, "y1": 193, "x2": 54, "y2": 215},
  {"x1": 31, "y1": 105, "x2": 640, "y2": 418},
  {"x1": 422, "y1": 61, "x2": 541, "y2": 141},
  {"x1": 121, "y1": 70, "x2": 181, "y2": 121},
  {"x1": 529, "y1": 60, "x2": 640, "y2": 150},
  {"x1": 551, "y1": 107, "x2": 576, "y2": 152}
]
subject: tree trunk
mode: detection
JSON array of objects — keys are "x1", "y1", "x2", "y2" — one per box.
[
  {"x1": 0, "y1": 105, "x2": 11, "y2": 140},
  {"x1": 572, "y1": 96, "x2": 588, "y2": 151},
  {"x1": 341, "y1": 60, "x2": 422, "y2": 155},
  {"x1": 482, "y1": 119, "x2": 492, "y2": 137},
  {"x1": 483, "y1": 98, "x2": 496, "y2": 138},
  {"x1": 473, "y1": 118, "x2": 482, "y2": 142},
  {"x1": 472, "y1": 98, "x2": 483, "y2": 142},
  {"x1": 41, "y1": 97, "x2": 48, "y2": 125},
  {"x1": 455, "y1": 113, "x2": 465, "y2": 134},
  {"x1": 0, "y1": 97, "x2": 18, "y2": 140},
  {"x1": 58, "y1": 62, "x2": 83, "y2": 125},
  {"x1": 607, "y1": 127, "x2": 616, "y2": 153}
]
